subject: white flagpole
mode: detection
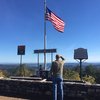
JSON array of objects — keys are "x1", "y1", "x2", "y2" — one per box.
[{"x1": 44, "y1": 0, "x2": 46, "y2": 70}]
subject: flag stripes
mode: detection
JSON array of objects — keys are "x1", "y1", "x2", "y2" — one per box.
[{"x1": 46, "y1": 7, "x2": 65, "y2": 32}]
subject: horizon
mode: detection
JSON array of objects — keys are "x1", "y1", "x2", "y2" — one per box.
[{"x1": 0, "y1": 61, "x2": 100, "y2": 65}]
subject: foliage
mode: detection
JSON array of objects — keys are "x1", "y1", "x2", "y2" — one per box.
[
  {"x1": 13, "y1": 64, "x2": 35, "y2": 76},
  {"x1": 0, "y1": 70, "x2": 6, "y2": 77},
  {"x1": 84, "y1": 65, "x2": 100, "y2": 84},
  {"x1": 83, "y1": 75, "x2": 95, "y2": 84},
  {"x1": 94, "y1": 70, "x2": 100, "y2": 83},
  {"x1": 63, "y1": 68, "x2": 80, "y2": 80},
  {"x1": 63, "y1": 64, "x2": 99, "y2": 84},
  {"x1": 84, "y1": 65, "x2": 96, "y2": 76},
  {"x1": 72, "y1": 65, "x2": 80, "y2": 73},
  {"x1": 1, "y1": 63, "x2": 100, "y2": 84}
]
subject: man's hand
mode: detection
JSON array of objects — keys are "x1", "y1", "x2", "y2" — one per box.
[{"x1": 60, "y1": 56, "x2": 65, "y2": 60}]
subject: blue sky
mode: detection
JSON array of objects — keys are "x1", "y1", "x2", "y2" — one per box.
[{"x1": 0, "y1": 0, "x2": 100, "y2": 63}]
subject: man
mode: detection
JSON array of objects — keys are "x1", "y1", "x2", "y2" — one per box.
[{"x1": 50, "y1": 54, "x2": 65, "y2": 100}]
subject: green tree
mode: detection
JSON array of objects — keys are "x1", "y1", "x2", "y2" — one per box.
[
  {"x1": 85, "y1": 65, "x2": 96, "y2": 76},
  {"x1": 63, "y1": 68, "x2": 80, "y2": 80},
  {"x1": 72, "y1": 65, "x2": 80, "y2": 73},
  {"x1": 95, "y1": 69, "x2": 100, "y2": 84},
  {"x1": 14, "y1": 64, "x2": 34, "y2": 76},
  {"x1": 83, "y1": 75, "x2": 95, "y2": 84},
  {"x1": 0, "y1": 70, "x2": 6, "y2": 77}
]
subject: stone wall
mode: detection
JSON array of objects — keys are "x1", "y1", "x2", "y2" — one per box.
[{"x1": 0, "y1": 78, "x2": 100, "y2": 100}]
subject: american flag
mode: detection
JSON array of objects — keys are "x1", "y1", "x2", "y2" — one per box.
[{"x1": 46, "y1": 7, "x2": 65, "y2": 33}]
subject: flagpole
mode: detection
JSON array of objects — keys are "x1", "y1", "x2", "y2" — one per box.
[{"x1": 44, "y1": 0, "x2": 46, "y2": 70}]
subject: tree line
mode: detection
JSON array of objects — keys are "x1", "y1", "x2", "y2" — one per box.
[
  {"x1": 63, "y1": 64, "x2": 100, "y2": 84},
  {"x1": 0, "y1": 64, "x2": 100, "y2": 84}
]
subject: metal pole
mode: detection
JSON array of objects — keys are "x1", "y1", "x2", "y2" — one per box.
[
  {"x1": 51, "y1": 53, "x2": 53, "y2": 63},
  {"x1": 44, "y1": 0, "x2": 46, "y2": 70},
  {"x1": 20, "y1": 55, "x2": 22, "y2": 65},
  {"x1": 20, "y1": 55, "x2": 22, "y2": 76},
  {"x1": 80, "y1": 59, "x2": 82, "y2": 80},
  {"x1": 38, "y1": 53, "x2": 39, "y2": 68}
]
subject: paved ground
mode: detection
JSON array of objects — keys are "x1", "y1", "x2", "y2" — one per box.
[{"x1": 0, "y1": 96, "x2": 29, "y2": 100}]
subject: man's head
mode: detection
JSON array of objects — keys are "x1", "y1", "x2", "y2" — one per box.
[{"x1": 56, "y1": 54, "x2": 60, "y2": 60}]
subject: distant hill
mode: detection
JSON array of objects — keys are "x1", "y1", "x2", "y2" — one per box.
[{"x1": 0, "y1": 62, "x2": 100, "y2": 70}]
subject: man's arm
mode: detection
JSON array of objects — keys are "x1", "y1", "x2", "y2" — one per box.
[{"x1": 60, "y1": 56, "x2": 65, "y2": 61}]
